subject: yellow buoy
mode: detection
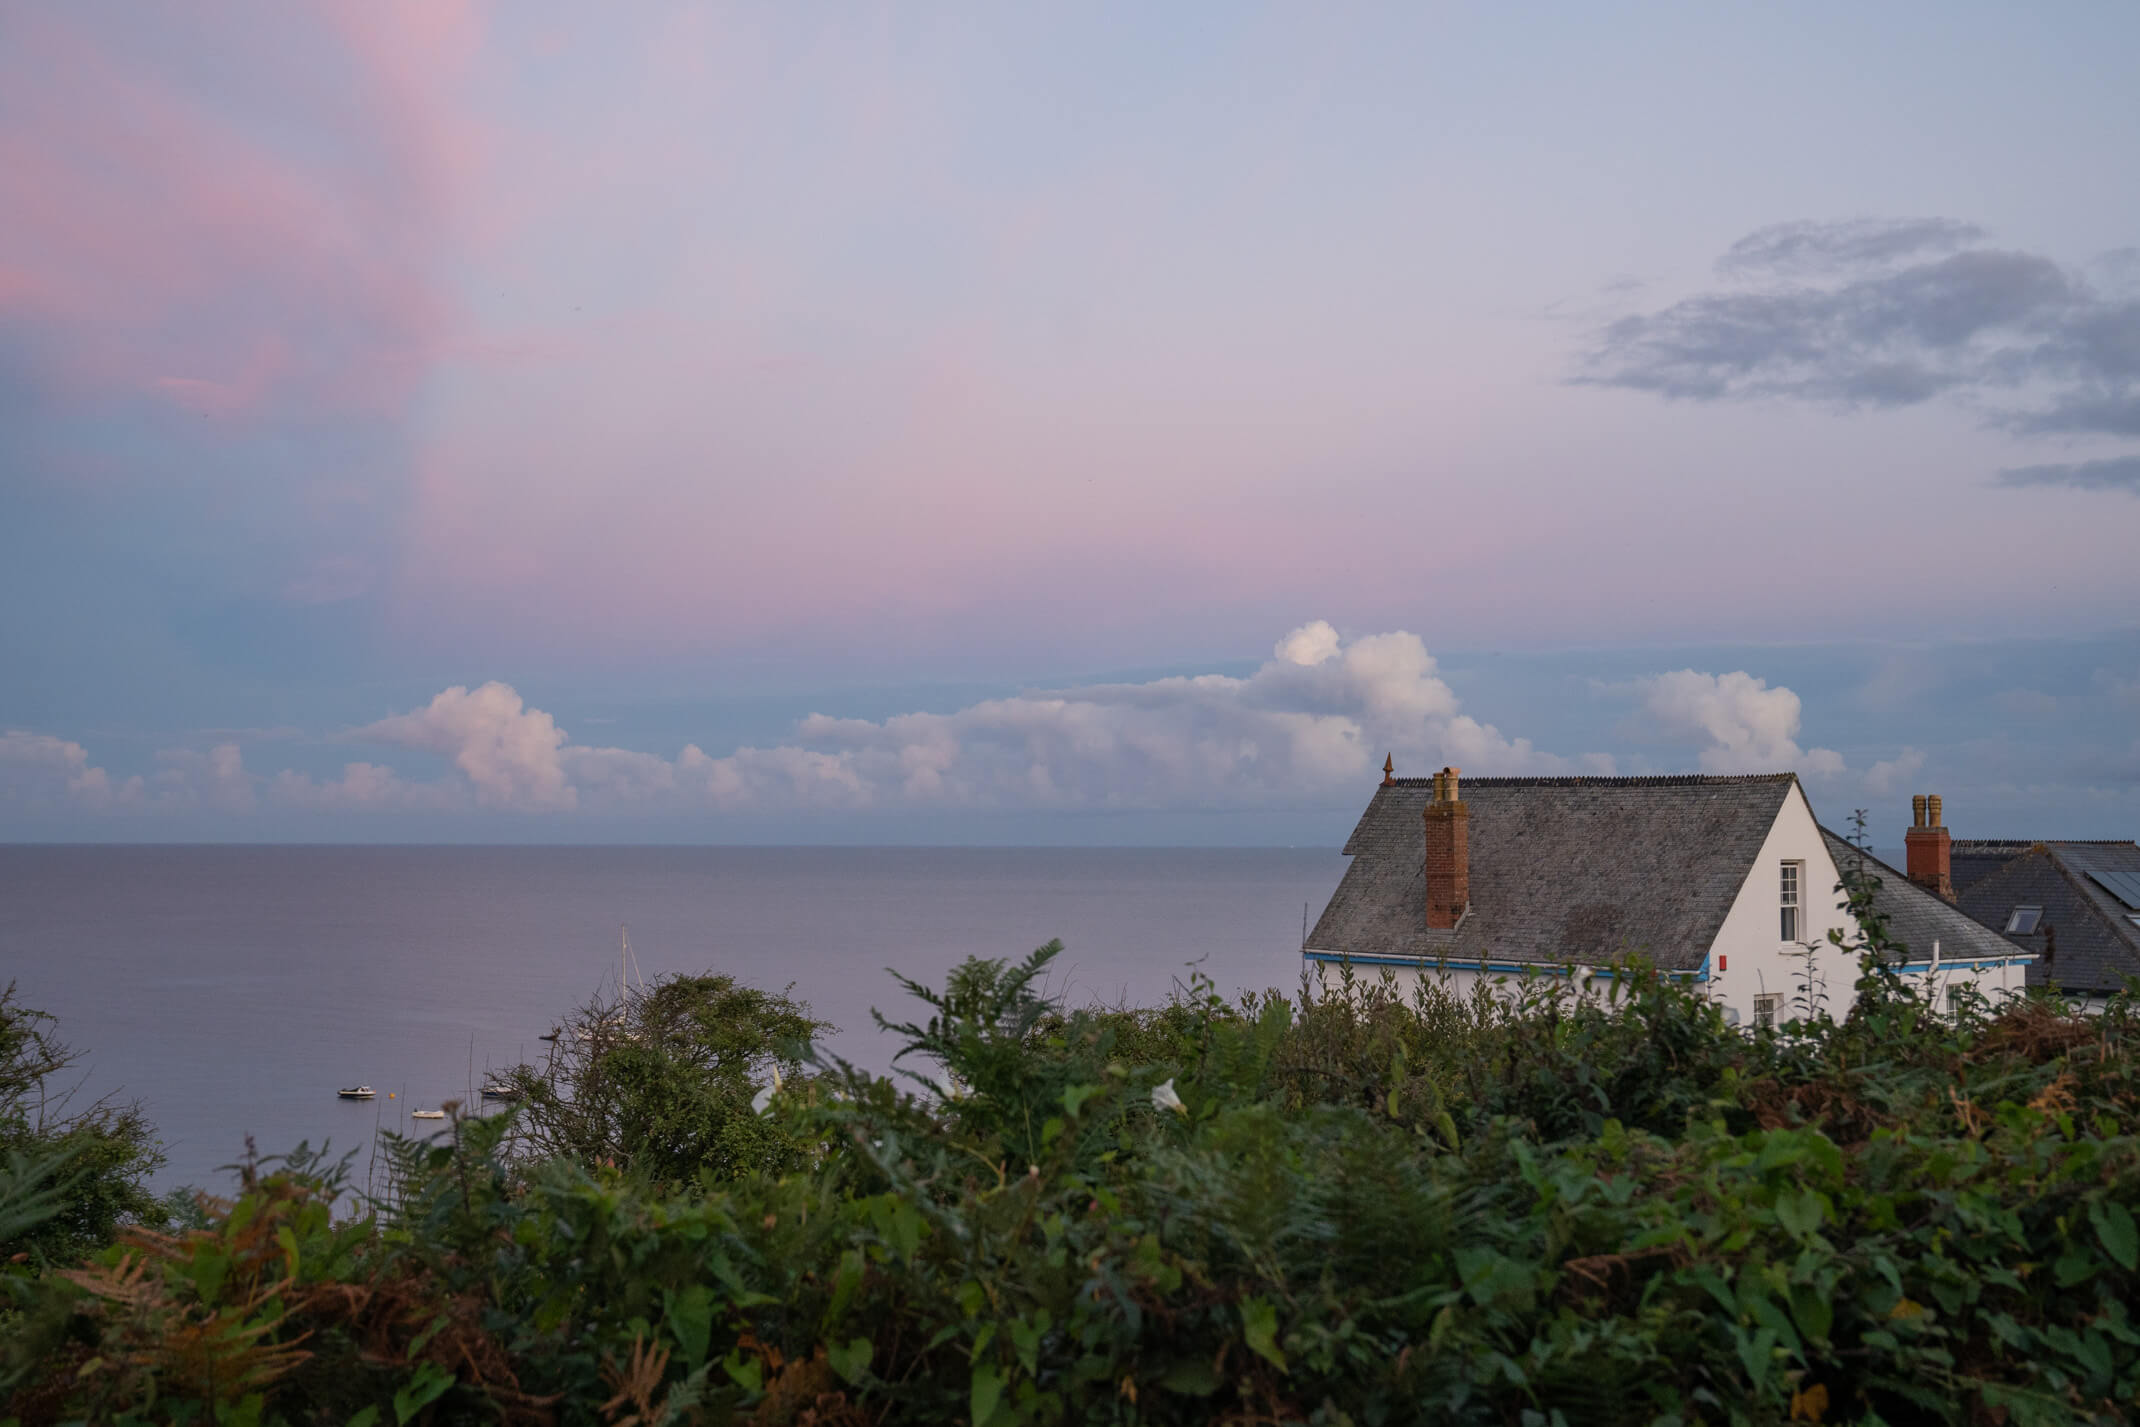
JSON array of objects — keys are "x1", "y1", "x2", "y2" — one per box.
[{"x1": 388, "y1": 1092, "x2": 395, "y2": 1098}]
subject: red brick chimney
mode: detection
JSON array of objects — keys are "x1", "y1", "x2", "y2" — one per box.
[
  {"x1": 1905, "y1": 792, "x2": 1954, "y2": 901},
  {"x1": 1424, "y1": 765, "x2": 1469, "y2": 930}
]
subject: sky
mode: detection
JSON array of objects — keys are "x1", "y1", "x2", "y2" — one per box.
[{"x1": 2, "y1": 0, "x2": 2137, "y2": 846}]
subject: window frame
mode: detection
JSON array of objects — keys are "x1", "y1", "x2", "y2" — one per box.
[
  {"x1": 1753, "y1": 992, "x2": 1784, "y2": 1030},
  {"x1": 2005, "y1": 906, "x2": 2042, "y2": 935},
  {"x1": 1779, "y1": 860, "x2": 1803, "y2": 942}
]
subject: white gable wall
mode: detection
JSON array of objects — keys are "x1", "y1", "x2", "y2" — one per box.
[
  {"x1": 1704, "y1": 784, "x2": 2033, "y2": 1022},
  {"x1": 1704, "y1": 781, "x2": 1859, "y2": 1025}
]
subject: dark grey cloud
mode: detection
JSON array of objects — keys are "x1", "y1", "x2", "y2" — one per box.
[
  {"x1": 1576, "y1": 219, "x2": 2140, "y2": 447},
  {"x1": 1716, "y1": 218, "x2": 1986, "y2": 278},
  {"x1": 1996, "y1": 455, "x2": 2140, "y2": 495},
  {"x1": 2088, "y1": 248, "x2": 2140, "y2": 294}
]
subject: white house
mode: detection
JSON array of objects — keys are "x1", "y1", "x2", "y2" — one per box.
[{"x1": 1303, "y1": 768, "x2": 2033, "y2": 1028}]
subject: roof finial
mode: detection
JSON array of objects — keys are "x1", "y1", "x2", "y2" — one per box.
[{"x1": 1381, "y1": 753, "x2": 1394, "y2": 786}]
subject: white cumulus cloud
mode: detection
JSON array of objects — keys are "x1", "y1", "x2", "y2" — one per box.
[
  {"x1": 672, "y1": 621, "x2": 1605, "y2": 811},
  {"x1": 1634, "y1": 669, "x2": 1845, "y2": 776},
  {"x1": 152, "y1": 743, "x2": 258, "y2": 812},
  {"x1": 270, "y1": 763, "x2": 466, "y2": 812},
  {"x1": 38, "y1": 624, "x2": 1935, "y2": 825},
  {"x1": 293, "y1": 621, "x2": 1606, "y2": 816},
  {"x1": 356, "y1": 682, "x2": 578, "y2": 811},
  {"x1": 1274, "y1": 618, "x2": 1344, "y2": 667},
  {"x1": 0, "y1": 730, "x2": 142, "y2": 808}
]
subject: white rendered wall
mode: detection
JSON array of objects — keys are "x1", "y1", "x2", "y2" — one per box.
[
  {"x1": 1907, "y1": 957, "x2": 2026, "y2": 1010},
  {"x1": 1706, "y1": 784, "x2": 2027, "y2": 1022},
  {"x1": 1303, "y1": 957, "x2": 1629, "y2": 1011},
  {"x1": 1704, "y1": 782, "x2": 1860, "y2": 1024}
]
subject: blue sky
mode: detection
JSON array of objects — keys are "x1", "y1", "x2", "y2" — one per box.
[{"x1": 2, "y1": 1, "x2": 2136, "y2": 844}]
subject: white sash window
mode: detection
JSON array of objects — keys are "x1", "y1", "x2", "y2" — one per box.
[{"x1": 1780, "y1": 861, "x2": 1802, "y2": 942}]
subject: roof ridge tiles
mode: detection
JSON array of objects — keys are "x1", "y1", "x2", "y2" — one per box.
[
  {"x1": 1953, "y1": 839, "x2": 2138, "y2": 848},
  {"x1": 1384, "y1": 773, "x2": 1796, "y2": 789}
]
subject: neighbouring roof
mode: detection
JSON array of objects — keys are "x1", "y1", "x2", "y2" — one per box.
[
  {"x1": 1952, "y1": 841, "x2": 2140, "y2": 994},
  {"x1": 1950, "y1": 841, "x2": 2037, "y2": 896},
  {"x1": 1816, "y1": 830, "x2": 2028, "y2": 967},
  {"x1": 1307, "y1": 773, "x2": 1798, "y2": 973}
]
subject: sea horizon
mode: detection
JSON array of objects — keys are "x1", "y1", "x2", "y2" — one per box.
[{"x1": 3, "y1": 843, "x2": 1347, "y2": 1193}]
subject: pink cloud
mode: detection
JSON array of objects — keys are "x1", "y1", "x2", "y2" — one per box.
[
  {"x1": 152, "y1": 743, "x2": 258, "y2": 812},
  {"x1": 271, "y1": 762, "x2": 464, "y2": 813},
  {"x1": 0, "y1": 4, "x2": 481, "y2": 426},
  {"x1": 0, "y1": 731, "x2": 143, "y2": 809},
  {"x1": 356, "y1": 681, "x2": 575, "y2": 811}
]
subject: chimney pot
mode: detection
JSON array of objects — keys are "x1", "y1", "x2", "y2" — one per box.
[{"x1": 1905, "y1": 791, "x2": 1955, "y2": 901}]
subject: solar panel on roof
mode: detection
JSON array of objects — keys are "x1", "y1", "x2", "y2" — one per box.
[{"x1": 2086, "y1": 867, "x2": 2140, "y2": 910}]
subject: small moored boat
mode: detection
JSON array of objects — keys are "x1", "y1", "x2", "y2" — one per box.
[
  {"x1": 410, "y1": 1109, "x2": 446, "y2": 1120},
  {"x1": 337, "y1": 1085, "x2": 375, "y2": 1100},
  {"x1": 479, "y1": 1083, "x2": 522, "y2": 1101}
]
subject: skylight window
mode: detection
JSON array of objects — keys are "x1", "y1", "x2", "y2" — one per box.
[{"x1": 2005, "y1": 906, "x2": 2042, "y2": 935}]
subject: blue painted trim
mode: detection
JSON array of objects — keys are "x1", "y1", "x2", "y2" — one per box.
[
  {"x1": 1302, "y1": 951, "x2": 1703, "y2": 980},
  {"x1": 1304, "y1": 949, "x2": 2035, "y2": 978},
  {"x1": 1892, "y1": 957, "x2": 2039, "y2": 974}
]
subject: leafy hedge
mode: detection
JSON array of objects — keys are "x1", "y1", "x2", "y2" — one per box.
[
  {"x1": 0, "y1": 981, "x2": 164, "y2": 1268},
  {"x1": 6, "y1": 934, "x2": 2140, "y2": 1425}
]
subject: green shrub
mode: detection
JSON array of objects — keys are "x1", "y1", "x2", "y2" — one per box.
[
  {"x1": 8, "y1": 942, "x2": 2140, "y2": 1425},
  {"x1": 500, "y1": 973, "x2": 832, "y2": 1193},
  {"x1": 0, "y1": 982, "x2": 164, "y2": 1266}
]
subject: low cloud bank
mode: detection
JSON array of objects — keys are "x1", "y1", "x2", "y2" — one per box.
[
  {"x1": 0, "y1": 731, "x2": 140, "y2": 808},
  {"x1": 5, "y1": 621, "x2": 1915, "y2": 821},
  {"x1": 330, "y1": 623, "x2": 1609, "y2": 815}
]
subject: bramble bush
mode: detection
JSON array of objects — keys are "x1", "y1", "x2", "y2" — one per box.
[
  {"x1": 497, "y1": 973, "x2": 831, "y2": 1194},
  {"x1": 6, "y1": 903, "x2": 2140, "y2": 1424},
  {"x1": 0, "y1": 981, "x2": 163, "y2": 1268}
]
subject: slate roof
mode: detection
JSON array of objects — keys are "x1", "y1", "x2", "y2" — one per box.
[
  {"x1": 1950, "y1": 841, "x2": 2036, "y2": 897},
  {"x1": 1815, "y1": 830, "x2": 2027, "y2": 967},
  {"x1": 1307, "y1": 774, "x2": 1798, "y2": 972},
  {"x1": 1952, "y1": 841, "x2": 2140, "y2": 995}
]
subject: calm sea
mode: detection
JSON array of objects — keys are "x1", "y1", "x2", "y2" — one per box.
[{"x1": 0, "y1": 845, "x2": 1344, "y2": 1192}]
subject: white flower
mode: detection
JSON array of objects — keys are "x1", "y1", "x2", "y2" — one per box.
[{"x1": 1151, "y1": 1078, "x2": 1187, "y2": 1116}]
